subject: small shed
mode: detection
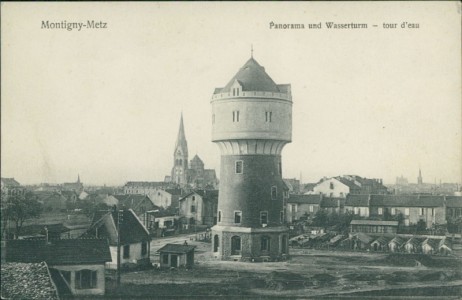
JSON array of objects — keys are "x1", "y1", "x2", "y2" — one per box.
[
  {"x1": 370, "y1": 236, "x2": 390, "y2": 252},
  {"x1": 157, "y1": 244, "x2": 196, "y2": 268},
  {"x1": 438, "y1": 238, "x2": 452, "y2": 256},
  {"x1": 422, "y1": 238, "x2": 440, "y2": 255},
  {"x1": 404, "y1": 237, "x2": 424, "y2": 254},
  {"x1": 388, "y1": 236, "x2": 405, "y2": 253}
]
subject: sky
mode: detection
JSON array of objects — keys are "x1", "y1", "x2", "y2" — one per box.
[{"x1": 1, "y1": 2, "x2": 461, "y2": 186}]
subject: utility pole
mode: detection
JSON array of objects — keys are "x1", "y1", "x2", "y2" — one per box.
[{"x1": 116, "y1": 209, "x2": 123, "y2": 288}]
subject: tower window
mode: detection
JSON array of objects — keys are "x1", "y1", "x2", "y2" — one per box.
[
  {"x1": 235, "y1": 161, "x2": 243, "y2": 174},
  {"x1": 280, "y1": 211, "x2": 284, "y2": 223},
  {"x1": 234, "y1": 211, "x2": 242, "y2": 224},
  {"x1": 265, "y1": 111, "x2": 272, "y2": 122},
  {"x1": 218, "y1": 210, "x2": 222, "y2": 222},
  {"x1": 232, "y1": 110, "x2": 240, "y2": 122},
  {"x1": 271, "y1": 186, "x2": 277, "y2": 200},
  {"x1": 260, "y1": 211, "x2": 268, "y2": 225}
]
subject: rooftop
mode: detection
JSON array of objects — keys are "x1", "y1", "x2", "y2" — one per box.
[
  {"x1": 217, "y1": 57, "x2": 282, "y2": 94},
  {"x1": 5, "y1": 239, "x2": 111, "y2": 265},
  {"x1": 1, "y1": 262, "x2": 59, "y2": 300},
  {"x1": 157, "y1": 243, "x2": 196, "y2": 254}
]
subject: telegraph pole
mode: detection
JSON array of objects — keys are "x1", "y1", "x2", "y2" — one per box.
[{"x1": 116, "y1": 209, "x2": 123, "y2": 288}]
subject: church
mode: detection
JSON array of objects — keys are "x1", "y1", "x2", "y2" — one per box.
[{"x1": 168, "y1": 114, "x2": 218, "y2": 189}]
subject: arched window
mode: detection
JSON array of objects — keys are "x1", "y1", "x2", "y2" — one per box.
[
  {"x1": 231, "y1": 236, "x2": 241, "y2": 255},
  {"x1": 218, "y1": 211, "x2": 222, "y2": 222},
  {"x1": 213, "y1": 235, "x2": 219, "y2": 252}
]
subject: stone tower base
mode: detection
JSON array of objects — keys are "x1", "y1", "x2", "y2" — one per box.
[{"x1": 211, "y1": 225, "x2": 289, "y2": 262}]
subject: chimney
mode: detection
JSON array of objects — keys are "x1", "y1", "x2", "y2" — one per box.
[{"x1": 44, "y1": 226, "x2": 49, "y2": 243}]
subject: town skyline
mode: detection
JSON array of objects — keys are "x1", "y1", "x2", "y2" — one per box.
[{"x1": 2, "y1": 2, "x2": 461, "y2": 186}]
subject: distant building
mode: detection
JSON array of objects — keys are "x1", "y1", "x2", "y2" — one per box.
[
  {"x1": 103, "y1": 194, "x2": 160, "y2": 219},
  {"x1": 395, "y1": 175, "x2": 409, "y2": 186},
  {"x1": 446, "y1": 196, "x2": 462, "y2": 218},
  {"x1": 1, "y1": 178, "x2": 25, "y2": 197},
  {"x1": 61, "y1": 175, "x2": 84, "y2": 193},
  {"x1": 149, "y1": 188, "x2": 183, "y2": 209},
  {"x1": 33, "y1": 191, "x2": 67, "y2": 212},
  {"x1": 178, "y1": 189, "x2": 218, "y2": 226},
  {"x1": 286, "y1": 194, "x2": 322, "y2": 223},
  {"x1": 349, "y1": 220, "x2": 398, "y2": 234},
  {"x1": 309, "y1": 175, "x2": 388, "y2": 198},
  {"x1": 283, "y1": 178, "x2": 301, "y2": 194}
]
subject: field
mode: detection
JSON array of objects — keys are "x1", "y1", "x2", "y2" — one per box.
[{"x1": 102, "y1": 235, "x2": 462, "y2": 299}]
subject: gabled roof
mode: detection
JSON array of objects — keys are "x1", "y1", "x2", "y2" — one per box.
[
  {"x1": 439, "y1": 238, "x2": 452, "y2": 249},
  {"x1": 1, "y1": 177, "x2": 21, "y2": 187},
  {"x1": 217, "y1": 57, "x2": 281, "y2": 94},
  {"x1": 345, "y1": 194, "x2": 369, "y2": 207},
  {"x1": 422, "y1": 238, "x2": 440, "y2": 249},
  {"x1": 164, "y1": 188, "x2": 183, "y2": 196},
  {"x1": 179, "y1": 189, "x2": 219, "y2": 202},
  {"x1": 405, "y1": 237, "x2": 424, "y2": 247},
  {"x1": 83, "y1": 209, "x2": 150, "y2": 245},
  {"x1": 288, "y1": 194, "x2": 322, "y2": 204},
  {"x1": 371, "y1": 236, "x2": 390, "y2": 245},
  {"x1": 389, "y1": 236, "x2": 406, "y2": 246},
  {"x1": 111, "y1": 194, "x2": 158, "y2": 211},
  {"x1": 157, "y1": 243, "x2": 196, "y2": 254},
  {"x1": 370, "y1": 195, "x2": 445, "y2": 207},
  {"x1": 1, "y1": 262, "x2": 59, "y2": 300},
  {"x1": 5, "y1": 239, "x2": 111, "y2": 265},
  {"x1": 351, "y1": 232, "x2": 373, "y2": 244},
  {"x1": 335, "y1": 177, "x2": 361, "y2": 190},
  {"x1": 350, "y1": 220, "x2": 398, "y2": 226}
]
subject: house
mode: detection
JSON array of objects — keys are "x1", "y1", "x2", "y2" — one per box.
[
  {"x1": 60, "y1": 190, "x2": 78, "y2": 204},
  {"x1": 1, "y1": 262, "x2": 59, "y2": 299},
  {"x1": 142, "y1": 210, "x2": 179, "y2": 236},
  {"x1": 104, "y1": 194, "x2": 160, "y2": 219},
  {"x1": 345, "y1": 194, "x2": 370, "y2": 217},
  {"x1": 178, "y1": 189, "x2": 218, "y2": 226},
  {"x1": 446, "y1": 196, "x2": 462, "y2": 218},
  {"x1": 157, "y1": 243, "x2": 196, "y2": 268},
  {"x1": 339, "y1": 233, "x2": 372, "y2": 250},
  {"x1": 61, "y1": 175, "x2": 84, "y2": 193},
  {"x1": 404, "y1": 237, "x2": 424, "y2": 253},
  {"x1": 4, "y1": 238, "x2": 111, "y2": 296},
  {"x1": 439, "y1": 238, "x2": 452, "y2": 255},
  {"x1": 82, "y1": 209, "x2": 151, "y2": 269},
  {"x1": 370, "y1": 195, "x2": 446, "y2": 228},
  {"x1": 388, "y1": 236, "x2": 406, "y2": 253},
  {"x1": 310, "y1": 177, "x2": 352, "y2": 198},
  {"x1": 370, "y1": 236, "x2": 390, "y2": 252},
  {"x1": 422, "y1": 238, "x2": 441, "y2": 255},
  {"x1": 320, "y1": 197, "x2": 344, "y2": 214},
  {"x1": 349, "y1": 220, "x2": 398, "y2": 234},
  {"x1": 149, "y1": 188, "x2": 183, "y2": 209},
  {"x1": 1, "y1": 177, "x2": 25, "y2": 197},
  {"x1": 286, "y1": 194, "x2": 322, "y2": 223}
]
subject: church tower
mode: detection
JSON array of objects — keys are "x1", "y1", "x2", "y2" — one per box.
[
  {"x1": 417, "y1": 168, "x2": 423, "y2": 185},
  {"x1": 171, "y1": 114, "x2": 188, "y2": 185},
  {"x1": 210, "y1": 54, "x2": 292, "y2": 261}
]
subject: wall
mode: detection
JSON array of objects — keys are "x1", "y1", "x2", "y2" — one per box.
[
  {"x1": 179, "y1": 193, "x2": 204, "y2": 225},
  {"x1": 106, "y1": 242, "x2": 150, "y2": 269},
  {"x1": 313, "y1": 179, "x2": 349, "y2": 198},
  {"x1": 53, "y1": 264, "x2": 105, "y2": 296}
]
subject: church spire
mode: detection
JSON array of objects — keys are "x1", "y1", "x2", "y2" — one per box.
[
  {"x1": 77, "y1": 174, "x2": 80, "y2": 183},
  {"x1": 175, "y1": 112, "x2": 188, "y2": 153}
]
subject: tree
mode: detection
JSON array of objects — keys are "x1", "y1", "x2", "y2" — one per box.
[
  {"x1": 416, "y1": 219, "x2": 427, "y2": 233},
  {"x1": 312, "y1": 209, "x2": 328, "y2": 228},
  {"x1": 3, "y1": 192, "x2": 43, "y2": 238}
]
